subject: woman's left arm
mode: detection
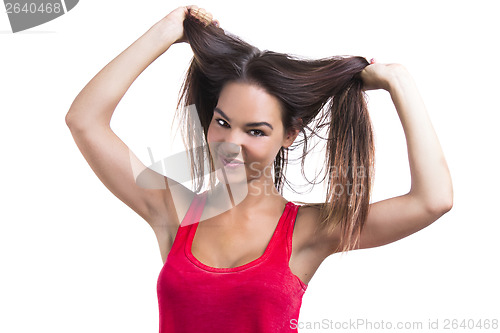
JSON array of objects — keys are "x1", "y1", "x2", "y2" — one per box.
[{"x1": 355, "y1": 62, "x2": 453, "y2": 250}]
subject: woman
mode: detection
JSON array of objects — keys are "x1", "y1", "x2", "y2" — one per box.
[{"x1": 65, "y1": 5, "x2": 453, "y2": 333}]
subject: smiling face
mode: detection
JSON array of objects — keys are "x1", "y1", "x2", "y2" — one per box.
[{"x1": 207, "y1": 81, "x2": 297, "y2": 187}]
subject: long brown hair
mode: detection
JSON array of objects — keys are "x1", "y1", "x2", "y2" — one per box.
[{"x1": 176, "y1": 10, "x2": 375, "y2": 253}]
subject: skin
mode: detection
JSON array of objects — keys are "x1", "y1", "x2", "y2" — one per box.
[
  {"x1": 207, "y1": 82, "x2": 296, "y2": 198},
  {"x1": 66, "y1": 6, "x2": 453, "y2": 286},
  {"x1": 189, "y1": 81, "x2": 300, "y2": 271}
]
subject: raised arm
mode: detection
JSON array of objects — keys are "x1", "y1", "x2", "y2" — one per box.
[
  {"x1": 66, "y1": 7, "x2": 191, "y2": 128},
  {"x1": 65, "y1": 6, "x2": 215, "y2": 229},
  {"x1": 353, "y1": 61, "x2": 453, "y2": 250}
]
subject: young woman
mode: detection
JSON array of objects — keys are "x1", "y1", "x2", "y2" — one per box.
[{"x1": 66, "y1": 5, "x2": 453, "y2": 333}]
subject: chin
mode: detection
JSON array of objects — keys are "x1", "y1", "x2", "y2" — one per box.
[
  {"x1": 215, "y1": 166, "x2": 247, "y2": 185},
  {"x1": 214, "y1": 168, "x2": 250, "y2": 203}
]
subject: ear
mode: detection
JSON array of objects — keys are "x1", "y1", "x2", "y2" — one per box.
[{"x1": 282, "y1": 127, "x2": 300, "y2": 149}]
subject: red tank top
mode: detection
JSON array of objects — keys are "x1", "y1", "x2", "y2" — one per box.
[{"x1": 156, "y1": 192, "x2": 308, "y2": 332}]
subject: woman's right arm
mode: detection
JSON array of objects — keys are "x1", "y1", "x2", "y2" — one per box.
[{"x1": 65, "y1": 6, "x2": 212, "y2": 228}]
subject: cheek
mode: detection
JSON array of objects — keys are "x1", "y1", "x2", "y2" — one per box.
[
  {"x1": 206, "y1": 122, "x2": 220, "y2": 143},
  {"x1": 206, "y1": 124, "x2": 219, "y2": 160},
  {"x1": 244, "y1": 139, "x2": 281, "y2": 166},
  {"x1": 244, "y1": 141, "x2": 281, "y2": 179}
]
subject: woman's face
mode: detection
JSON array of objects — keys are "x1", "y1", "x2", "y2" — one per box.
[{"x1": 207, "y1": 81, "x2": 296, "y2": 186}]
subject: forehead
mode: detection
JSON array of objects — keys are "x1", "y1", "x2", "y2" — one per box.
[{"x1": 216, "y1": 81, "x2": 282, "y2": 124}]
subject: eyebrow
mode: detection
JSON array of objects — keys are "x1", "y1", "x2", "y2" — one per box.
[{"x1": 214, "y1": 107, "x2": 274, "y2": 130}]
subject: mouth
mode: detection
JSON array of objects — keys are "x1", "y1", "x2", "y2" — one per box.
[{"x1": 220, "y1": 156, "x2": 244, "y2": 168}]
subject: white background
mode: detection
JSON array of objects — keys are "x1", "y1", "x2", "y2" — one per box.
[{"x1": 1, "y1": 0, "x2": 498, "y2": 332}]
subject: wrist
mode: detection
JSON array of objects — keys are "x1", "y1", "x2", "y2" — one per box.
[
  {"x1": 150, "y1": 18, "x2": 182, "y2": 47},
  {"x1": 386, "y1": 65, "x2": 414, "y2": 93}
]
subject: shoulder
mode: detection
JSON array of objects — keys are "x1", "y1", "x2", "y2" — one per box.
[
  {"x1": 147, "y1": 179, "x2": 197, "y2": 229},
  {"x1": 293, "y1": 202, "x2": 341, "y2": 256}
]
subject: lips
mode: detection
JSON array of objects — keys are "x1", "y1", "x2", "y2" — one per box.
[{"x1": 221, "y1": 156, "x2": 244, "y2": 168}]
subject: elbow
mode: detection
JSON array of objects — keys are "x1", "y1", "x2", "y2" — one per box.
[
  {"x1": 65, "y1": 109, "x2": 98, "y2": 132},
  {"x1": 65, "y1": 106, "x2": 110, "y2": 131},
  {"x1": 65, "y1": 108, "x2": 81, "y2": 129},
  {"x1": 411, "y1": 184, "x2": 454, "y2": 218},
  {"x1": 65, "y1": 111, "x2": 75, "y2": 128},
  {"x1": 426, "y1": 195, "x2": 453, "y2": 217}
]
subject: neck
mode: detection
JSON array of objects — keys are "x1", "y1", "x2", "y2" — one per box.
[{"x1": 205, "y1": 176, "x2": 284, "y2": 218}]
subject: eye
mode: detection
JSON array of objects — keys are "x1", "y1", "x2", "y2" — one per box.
[
  {"x1": 216, "y1": 118, "x2": 230, "y2": 128},
  {"x1": 249, "y1": 129, "x2": 265, "y2": 137}
]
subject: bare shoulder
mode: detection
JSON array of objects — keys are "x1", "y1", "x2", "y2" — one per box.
[
  {"x1": 146, "y1": 178, "x2": 198, "y2": 263},
  {"x1": 293, "y1": 203, "x2": 340, "y2": 257},
  {"x1": 147, "y1": 177, "x2": 196, "y2": 230},
  {"x1": 289, "y1": 203, "x2": 341, "y2": 284}
]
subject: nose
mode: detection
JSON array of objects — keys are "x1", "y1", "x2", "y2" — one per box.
[
  {"x1": 218, "y1": 126, "x2": 244, "y2": 151},
  {"x1": 218, "y1": 142, "x2": 241, "y2": 159}
]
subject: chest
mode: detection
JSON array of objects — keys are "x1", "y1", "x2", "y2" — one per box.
[
  {"x1": 191, "y1": 218, "x2": 278, "y2": 269},
  {"x1": 188, "y1": 206, "x2": 330, "y2": 285}
]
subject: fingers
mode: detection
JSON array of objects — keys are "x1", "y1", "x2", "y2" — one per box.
[{"x1": 187, "y1": 6, "x2": 218, "y2": 27}]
